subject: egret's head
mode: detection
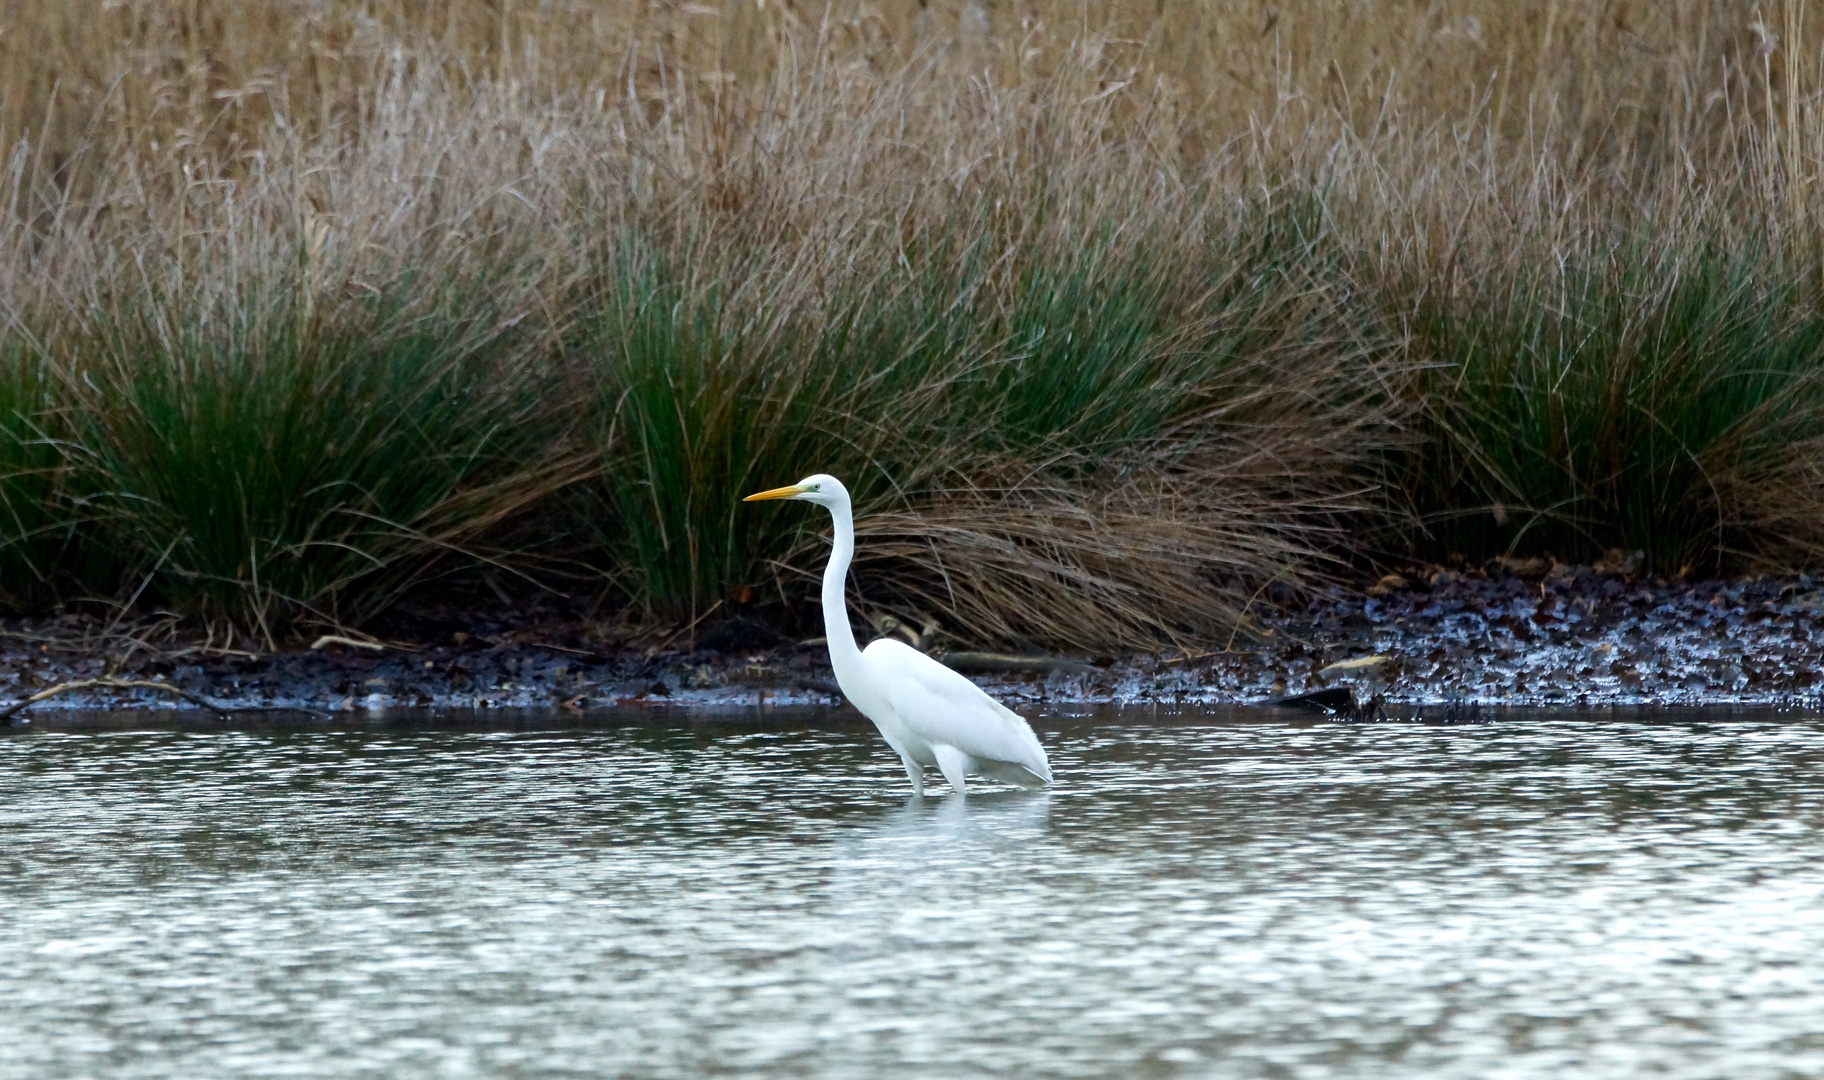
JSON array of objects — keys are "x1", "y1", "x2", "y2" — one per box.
[{"x1": 743, "y1": 473, "x2": 848, "y2": 509}]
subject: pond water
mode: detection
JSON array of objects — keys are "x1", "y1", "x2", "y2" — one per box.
[{"x1": 3, "y1": 706, "x2": 1823, "y2": 1079}]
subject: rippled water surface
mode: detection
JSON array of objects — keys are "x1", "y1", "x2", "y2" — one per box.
[{"x1": 5, "y1": 706, "x2": 1824, "y2": 1078}]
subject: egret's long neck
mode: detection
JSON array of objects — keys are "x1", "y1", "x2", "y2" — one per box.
[{"x1": 822, "y1": 497, "x2": 866, "y2": 685}]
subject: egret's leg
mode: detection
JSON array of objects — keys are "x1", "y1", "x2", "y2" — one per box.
[
  {"x1": 899, "y1": 752, "x2": 925, "y2": 797},
  {"x1": 931, "y1": 744, "x2": 970, "y2": 795}
]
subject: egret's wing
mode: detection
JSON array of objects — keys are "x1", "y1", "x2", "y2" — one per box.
[{"x1": 864, "y1": 639, "x2": 1052, "y2": 783}]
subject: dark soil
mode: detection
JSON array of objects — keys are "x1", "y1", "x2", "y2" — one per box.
[{"x1": 0, "y1": 558, "x2": 1819, "y2": 722}]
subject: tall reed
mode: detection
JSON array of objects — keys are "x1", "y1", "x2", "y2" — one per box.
[{"x1": 0, "y1": 337, "x2": 81, "y2": 609}]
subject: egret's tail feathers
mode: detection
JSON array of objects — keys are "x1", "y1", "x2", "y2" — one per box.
[{"x1": 978, "y1": 758, "x2": 1051, "y2": 789}]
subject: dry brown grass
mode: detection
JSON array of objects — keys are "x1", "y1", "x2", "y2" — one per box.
[
  {"x1": 0, "y1": 1, "x2": 1777, "y2": 174},
  {"x1": 5, "y1": 2, "x2": 1824, "y2": 647}
]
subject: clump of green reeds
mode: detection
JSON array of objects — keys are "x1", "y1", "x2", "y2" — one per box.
[
  {"x1": 0, "y1": 74, "x2": 587, "y2": 639},
  {"x1": 64, "y1": 273, "x2": 562, "y2": 638},
  {"x1": 577, "y1": 212, "x2": 1379, "y2": 647},
  {"x1": 1388, "y1": 176, "x2": 1824, "y2": 573},
  {"x1": 571, "y1": 66, "x2": 1389, "y2": 648}
]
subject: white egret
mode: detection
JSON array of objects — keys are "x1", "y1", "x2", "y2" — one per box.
[{"x1": 744, "y1": 474, "x2": 1052, "y2": 795}]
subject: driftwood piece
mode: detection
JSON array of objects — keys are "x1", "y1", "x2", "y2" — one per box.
[
  {"x1": 310, "y1": 634, "x2": 386, "y2": 652},
  {"x1": 1317, "y1": 654, "x2": 1394, "y2": 679},
  {"x1": 0, "y1": 677, "x2": 330, "y2": 724}
]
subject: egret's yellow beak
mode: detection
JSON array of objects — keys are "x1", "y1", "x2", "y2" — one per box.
[{"x1": 743, "y1": 484, "x2": 805, "y2": 502}]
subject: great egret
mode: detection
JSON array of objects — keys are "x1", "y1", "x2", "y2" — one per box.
[{"x1": 744, "y1": 474, "x2": 1052, "y2": 795}]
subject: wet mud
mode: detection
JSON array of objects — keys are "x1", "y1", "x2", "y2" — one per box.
[{"x1": 0, "y1": 561, "x2": 1819, "y2": 720}]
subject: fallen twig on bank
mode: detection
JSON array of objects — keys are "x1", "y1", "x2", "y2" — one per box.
[
  {"x1": 0, "y1": 678, "x2": 231, "y2": 721},
  {"x1": 310, "y1": 634, "x2": 388, "y2": 652},
  {"x1": 0, "y1": 678, "x2": 331, "y2": 724}
]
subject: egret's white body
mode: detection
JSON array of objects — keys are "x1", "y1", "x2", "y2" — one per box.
[{"x1": 745, "y1": 474, "x2": 1052, "y2": 795}]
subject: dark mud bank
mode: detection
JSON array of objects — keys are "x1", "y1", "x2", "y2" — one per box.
[{"x1": 1, "y1": 563, "x2": 1821, "y2": 721}]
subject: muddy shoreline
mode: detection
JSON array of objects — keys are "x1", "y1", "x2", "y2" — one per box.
[{"x1": 0, "y1": 561, "x2": 1818, "y2": 722}]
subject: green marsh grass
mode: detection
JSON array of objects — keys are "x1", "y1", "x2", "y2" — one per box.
[
  {"x1": 0, "y1": 70, "x2": 590, "y2": 637},
  {"x1": 65, "y1": 273, "x2": 565, "y2": 638},
  {"x1": 579, "y1": 186, "x2": 1383, "y2": 647},
  {"x1": 1398, "y1": 199, "x2": 1824, "y2": 573},
  {"x1": 0, "y1": 338, "x2": 84, "y2": 609}
]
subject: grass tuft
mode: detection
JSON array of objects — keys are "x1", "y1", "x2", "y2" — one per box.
[
  {"x1": 1399, "y1": 200, "x2": 1824, "y2": 573},
  {"x1": 65, "y1": 272, "x2": 563, "y2": 636}
]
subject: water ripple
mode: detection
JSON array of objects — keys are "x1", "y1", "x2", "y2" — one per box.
[{"x1": 2, "y1": 709, "x2": 1823, "y2": 1078}]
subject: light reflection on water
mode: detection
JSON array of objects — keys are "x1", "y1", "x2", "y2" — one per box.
[{"x1": 3, "y1": 707, "x2": 1824, "y2": 1078}]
